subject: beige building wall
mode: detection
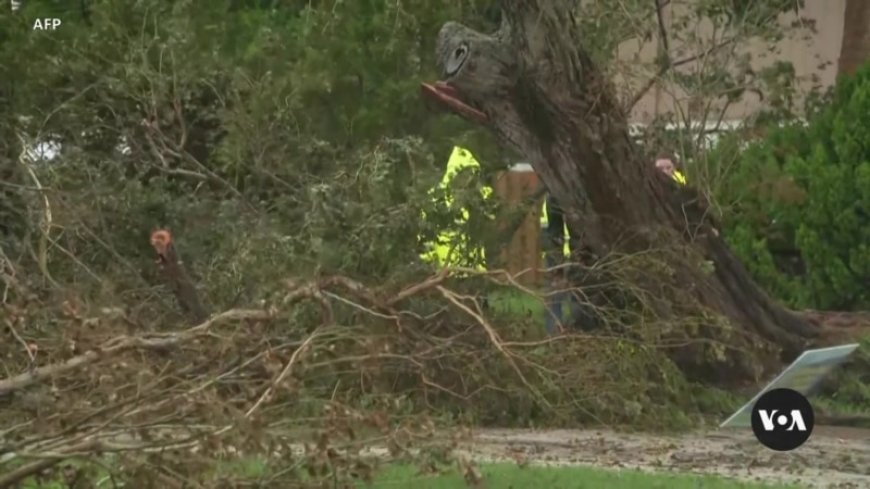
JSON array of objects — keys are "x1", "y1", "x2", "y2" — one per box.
[{"x1": 613, "y1": 0, "x2": 847, "y2": 126}]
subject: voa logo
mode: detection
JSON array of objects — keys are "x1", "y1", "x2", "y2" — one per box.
[
  {"x1": 757, "y1": 409, "x2": 807, "y2": 432},
  {"x1": 751, "y1": 388, "x2": 814, "y2": 451}
]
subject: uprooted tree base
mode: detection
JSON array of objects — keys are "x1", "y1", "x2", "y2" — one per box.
[{"x1": 421, "y1": 1, "x2": 869, "y2": 384}]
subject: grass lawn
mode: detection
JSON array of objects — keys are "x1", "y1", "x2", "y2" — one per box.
[
  {"x1": 18, "y1": 460, "x2": 802, "y2": 488},
  {"x1": 487, "y1": 288, "x2": 545, "y2": 314},
  {"x1": 369, "y1": 463, "x2": 801, "y2": 489}
]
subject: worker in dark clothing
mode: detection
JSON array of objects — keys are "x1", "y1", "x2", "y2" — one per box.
[{"x1": 541, "y1": 194, "x2": 590, "y2": 335}]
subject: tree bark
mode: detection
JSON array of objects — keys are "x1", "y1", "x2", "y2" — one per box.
[
  {"x1": 838, "y1": 0, "x2": 870, "y2": 76},
  {"x1": 421, "y1": 1, "x2": 866, "y2": 384}
]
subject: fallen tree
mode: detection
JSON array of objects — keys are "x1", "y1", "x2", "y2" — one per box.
[
  {"x1": 421, "y1": 1, "x2": 867, "y2": 383},
  {"x1": 0, "y1": 230, "x2": 714, "y2": 486}
]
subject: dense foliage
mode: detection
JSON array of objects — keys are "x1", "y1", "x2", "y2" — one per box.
[
  {"x1": 710, "y1": 66, "x2": 870, "y2": 311},
  {"x1": 0, "y1": 0, "x2": 863, "y2": 486},
  {"x1": 1, "y1": 0, "x2": 497, "y2": 286}
]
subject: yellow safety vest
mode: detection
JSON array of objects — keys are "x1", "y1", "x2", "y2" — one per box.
[
  {"x1": 422, "y1": 149, "x2": 676, "y2": 266},
  {"x1": 540, "y1": 199, "x2": 571, "y2": 258},
  {"x1": 419, "y1": 147, "x2": 492, "y2": 269}
]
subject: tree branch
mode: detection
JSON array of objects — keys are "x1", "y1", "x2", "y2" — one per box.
[
  {"x1": 653, "y1": 0, "x2": 670, "y2": 55},
  {"x1": 0, "y1": 456, "x2": 65, "y2": 488},
  {"x1": 624, "y1": 38, "x2": 737, "y2": 112},
  {"x1": 0, "y1": 309, "x2": 273, "y2": 396}
]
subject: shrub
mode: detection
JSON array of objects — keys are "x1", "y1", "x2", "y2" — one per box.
[{"x1": 709, "y1": 65, "x2": 870, "y2": 311}]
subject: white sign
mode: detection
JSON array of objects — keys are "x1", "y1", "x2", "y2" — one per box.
[{"x1": 720, "y1": 343, "x2": 860, "y2": 429}]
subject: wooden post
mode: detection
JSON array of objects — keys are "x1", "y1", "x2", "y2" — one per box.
[{"x1": 492, "y1": 164, "x2": 544, "y2": 285}]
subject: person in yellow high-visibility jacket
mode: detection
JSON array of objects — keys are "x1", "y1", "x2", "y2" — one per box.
[
  {"x1": 419, "y1": 147, "x2": 580, "y2": 332},
  {"x1": 540, "y1": 199, "x2": 571, "y2": 257},
  {"x1": 420, "y1": 148, "x2": 573, "y2": 269},
  {"x1": 655, "y1": 156, "x2": 721, "y2": 237},
  {"x1": 419, "y1": 146, "x2": 492, "y2": 269},
  {"x1": 655, "y1": 157, "x2": 687, "y2": 185},
  {"x1": 539, "y1": 193, "x2": 583, "y2": 335}
]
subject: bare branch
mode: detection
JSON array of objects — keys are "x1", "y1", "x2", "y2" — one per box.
[
  {"x1": 0, "y1": 309, "x2": 273, "y2": 396},
  {"x1": 624, "y1": 38, "x2": 737, "y2": 112}
]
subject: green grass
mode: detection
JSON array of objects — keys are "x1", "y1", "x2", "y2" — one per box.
[
  {"x1": 19, "y1": 460, "x2": 802, "y2": 488},
  {"x1": 369, "y1": 463, "x2": 801, "y2": 489},
  {"x1": 486, "y1": 286, "x2": 592, "y2": 324},
  {"x1": 486, "y1": 288, "x2": 546, "y2": 318}
]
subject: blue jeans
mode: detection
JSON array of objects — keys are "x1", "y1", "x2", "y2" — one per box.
[{"x1": 543, "y1": 251, "x2": 582, "y2": 336}]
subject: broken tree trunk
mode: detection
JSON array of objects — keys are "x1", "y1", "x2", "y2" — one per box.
[
  {"x1": 419, "y1": 1, "x2": 862, "y2": 384},
  {"x1": 150, "y1": 229, "x2": 210, "y2": 325}
]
